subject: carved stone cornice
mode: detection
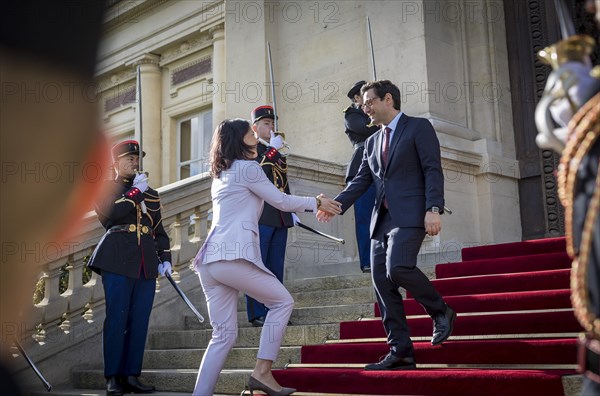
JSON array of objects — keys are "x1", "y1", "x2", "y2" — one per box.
[
  {"x1": 103, "y1": 0, "x2": 170, "y2": 33},
  {"x1": 96, "y1": 68, "x2": 136, "y2": 94},
  {"x1": 160, "y1": 36, "x2": 212, "y2": 66},
  {"x1": 130, "y1": 53, "x2": 161, "y2": 67}
]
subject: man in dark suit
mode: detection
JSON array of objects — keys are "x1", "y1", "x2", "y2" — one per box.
[
  {"x1": 88, "y1": 140, "x2": 172, "y2": 395},
  {"x1": 344, "y1": 80, "x2": 380, "y2": 273},
  {"x1": 318, "y1": 80, "x2": 455, "y2": 370},
  {"x1": 245, "y1": 105, "x2": 293, "y2": 327}
]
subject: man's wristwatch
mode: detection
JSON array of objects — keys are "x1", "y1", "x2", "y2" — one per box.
[
  {"x1": 315, "y1": 196, "x2": 322, "y2": 210},
  {"x1": 428, "y1": 206, "x2": 440, "y2": 214}
]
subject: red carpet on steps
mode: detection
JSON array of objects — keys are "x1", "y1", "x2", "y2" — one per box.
[
  {"x1": 302, "y1": 339, "x2": 577, "y2": 365},
  {"x1": 460, "y1": 237, "x2": 566, "y2": 261},
  {"x1": 340, "y1": 310, "x2": 580, "y2": 339},
  {"x1": 435, "y1": 251, "x2": 571, "y2": 278},
  {"x1": 272, "y1": 237, "x2": 580, "y2": 395},
  {"x1": 406, "y1": 268, "x2": 570, "y2": 298},
  {"x1": 272, "y1": 368, "x2": 572, "y2": 396},
  {"x1": 378, "y1": 289, "x2": 572, "y2": 317}
]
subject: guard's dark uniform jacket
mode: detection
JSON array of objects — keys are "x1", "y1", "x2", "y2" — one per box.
[
  {"x1": 560, "y1": 92, "x2": 600, "y2": 390},
  {"x1": 88, "y1": 177, "x2": 171, "y2": 278},
  {"x1": 343, "y1": 104, "x2": 380, "y2": 183},
  {"x1": 256, "y1": 143, "x2": 293, "y2": 228}
]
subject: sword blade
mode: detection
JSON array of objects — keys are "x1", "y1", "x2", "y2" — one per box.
[
  {"x1": 136, "y1": 65, "x2": 144, "y2": 172},
  {"x1": 367, "y1": 16, "x2": 377, "y2": 81},
  {"x1": 166, "y1": 273, "x2": 205, "y2": 322},
  {"x1": 14, "y1": 339, "x2": 52, "y2": 391},
  {"x1": 553, "y1": 0, "x2": 575, "y2": 39},
  {"x1": 266, "y1": 41, "x2": 279, "y2": 132},
  {"x1": 296, "y1": 221, "x2": 345, "y2": 244},
  {"x1": 135, "y1": 65, "x2": 148, "y2": 213}
]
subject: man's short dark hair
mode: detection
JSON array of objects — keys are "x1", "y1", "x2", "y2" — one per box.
[{"x1": 361, "y1": 80, "x2": 401, "y2": 111}]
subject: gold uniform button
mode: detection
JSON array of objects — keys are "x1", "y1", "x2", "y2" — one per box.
[
  {"x1": 128, "y1": 224, "x2": 136, "y2": 232},
  {"x1": 141, "y1": 226, "x2": 149, "y2": 234}
]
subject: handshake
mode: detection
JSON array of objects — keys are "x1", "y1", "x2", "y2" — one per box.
[
  {"x1": 315, "y1": 193, "x2": 342, "y2": 222},
  {"x1": 291, "y1": 193, "x2": 342, "y2": 225}
]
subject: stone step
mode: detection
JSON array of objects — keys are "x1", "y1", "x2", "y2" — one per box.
[
  {"x1": 32, "y1": 390, "x2": 208, "y2": 396},
  {"x1": 237, "y1": 286, "x2": 376, "y2": 310},
  {"x1": 72, "y1": 368, "x2": 255, "y2": 395},
  {"x1": 285, "y1": 259, "x2": 364, "y2": 280},
  {"x1": 185, "y1": 303, "x2": 374, "y2": 329},
  {"x1": 283, "y1": 273, "x2": 372, "y2": 294},
  {"x1": 143, "y1": 346, "x2": 301, "y2": 369},
  {"x1": 148, "y1": 323, "x2": 340, "y2": 349}
]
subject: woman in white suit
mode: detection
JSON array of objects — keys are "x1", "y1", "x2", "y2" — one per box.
[{"x1": 192, "y1": 119, "x2": 342, "y2": 396}]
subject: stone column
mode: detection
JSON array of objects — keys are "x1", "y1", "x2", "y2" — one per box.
[
  {"x1": 133, "y1": 54, "x2": 162, "y2": 186},
  {"x1": 210, "y1": 24, "x2": 226, "y2": 124}
]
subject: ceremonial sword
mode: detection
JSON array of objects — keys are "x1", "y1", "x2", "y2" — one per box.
[
  {"x1": 137, "y1": 67, "x2": 203, "y2": 321},
  {"x1": 265, "y1": 41, "x2": 289, "y2": 150},
  {"x1": 366, "y1": 18, "x2": 453, "y2": 216},
  {"x1": 267, "y1": 41, "x2": 279, "y2": 133},
  {"x1": 136, "y1": 65, "x2": 148, "y2": 214},
  {"x1": 166, "y1": 272, "x2": 205, "y2": 323},
  {"x1": 14, "y1": 338, "x2": 52, "y2": 391},
  {"x1": 296, "y1": 221, "x2": 345, "y2": 244},
  {"x1": 267, "y1": 41, "x2": 345, "y2": 241},
  {"x1": 367, "y1": 16, "x2": 377, "y2": 81}
]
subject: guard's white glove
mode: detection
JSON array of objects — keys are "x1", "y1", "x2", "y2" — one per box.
[
  {"x1": 291, "y1": 213, "x2": 301, "y2": 225},
  {"x1": 158, "y1": 261, "x2": 172, "y2": 277},
  {"x1": 132, "y1": 173, "x2": 149, "y2": 193},
  {"x1": 269, "y1": 130, "x2": 285, "y2": 150}
]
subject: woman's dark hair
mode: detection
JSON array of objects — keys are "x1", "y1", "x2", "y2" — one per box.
[{"x1": 209, "y1": 118, "x2": 255, "y2": 178}]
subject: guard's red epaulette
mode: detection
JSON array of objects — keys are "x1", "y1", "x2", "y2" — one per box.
[
  {"x1": 264, "y1": 147, "x2": 278, "y2": 160},
  {"x1": 123, "y1": 187, "x2": 144, "y2": 204}
]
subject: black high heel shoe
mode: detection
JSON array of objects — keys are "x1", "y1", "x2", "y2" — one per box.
[{"x1": 248, "y1": 376, "x2": 296, "y2": 396}]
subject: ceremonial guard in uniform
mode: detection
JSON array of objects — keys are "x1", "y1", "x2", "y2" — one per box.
[
  {"x1": 563, "y1": 3, "x2": 600, "y2": 394},
  {"x1": 245, "y1": 105, "x2": 294, "y2": 327},
  {"x1": 344, "y1": 80, "x2": 380, "y2": 273},
  {"x1": 561, "y1": 90, "x2": 600, "y2": 396},
  {"x1": 533, "y1": 1, "x2": 600, "y2": 391},
  {"x1": 88, "y1": 140, "x2": 172, "y2": 395}
]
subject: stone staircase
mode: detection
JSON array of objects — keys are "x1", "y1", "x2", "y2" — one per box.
[
  {"x1": 34, "y1": 264, "x2": 374, "y2": 395},
  {"x1": 28, "y1": 235, "x2": 585, "y2": 395}
]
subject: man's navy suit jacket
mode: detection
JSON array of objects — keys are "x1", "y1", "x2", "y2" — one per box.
[{"x1": 336, "y1": 113, "x2": 445, "y2": 237}]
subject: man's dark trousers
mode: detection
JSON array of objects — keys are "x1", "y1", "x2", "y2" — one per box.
[{"x1": 371, "y1": 208, "x2": 446, "y2": 357}]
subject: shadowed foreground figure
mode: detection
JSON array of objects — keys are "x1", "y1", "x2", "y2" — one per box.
[
  {"x1": 535, "y1": 1, "x2": 600, "y2": 394},
  {"x1": 1, "y1": 1, "x2": 106, "y2": 394}
]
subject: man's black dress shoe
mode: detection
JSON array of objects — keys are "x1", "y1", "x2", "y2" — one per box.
[
  {"x1": 431, "y1": 305, "x2": 457, "y2": 346},
  {"x1": 251, "y1": 316, "x2": 266, "y2": 327},
  {"x1": 364, "y1": 353, "x2": 416, "y2": 370},
  {"x1": 106, "y1": 376, "x2": 123, "y2": 395},
  {"x1": 122, "y1": 376, "x2": 155, "y2": 393}
]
